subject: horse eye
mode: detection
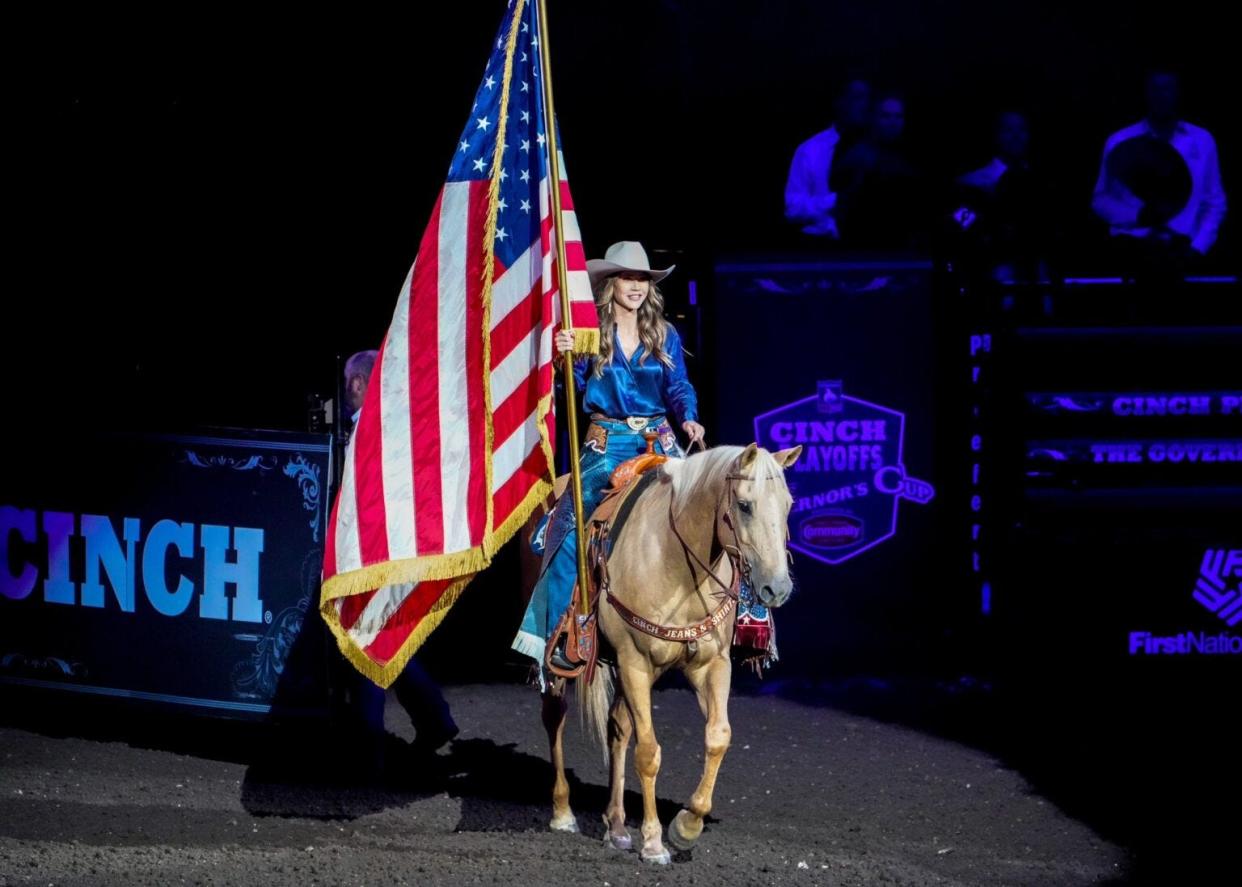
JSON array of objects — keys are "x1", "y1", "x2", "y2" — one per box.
[{"x1": 737, "y1": 500, "x2": 752, "y2": 515}]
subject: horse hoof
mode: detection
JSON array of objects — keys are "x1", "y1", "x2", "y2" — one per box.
[
  {"x1": 549, "y1": 815, "x2": 579, "y2": 834},
  {"x1": 666, "y1": 809, "x2": 701, "y2": 851},
  {"x1": 603, "y1": 832, "x2": 632, "y2": 851},
  {"x1": 640, "y1": 848, "x2": 671, "y2": 865}
]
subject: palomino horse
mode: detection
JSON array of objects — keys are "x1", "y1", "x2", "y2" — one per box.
[{"x1": 534, "y1": 443, "x2": 801, "y2": 864}]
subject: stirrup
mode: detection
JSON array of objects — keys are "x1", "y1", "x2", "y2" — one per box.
[
  {"x1": 546, "y1": 628, "x2": 583, "y2": 675},
  {"x1": 547, "y1": 634, "x2": 581, "y2": 674}
]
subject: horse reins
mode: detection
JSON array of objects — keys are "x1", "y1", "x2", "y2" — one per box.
[{"x1": 666, "y1": 465, "x2": 745, "y2": 604}]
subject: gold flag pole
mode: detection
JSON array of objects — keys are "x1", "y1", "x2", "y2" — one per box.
[{"x1": 536, "y1": 0, "x2": 591, "y2": 617}]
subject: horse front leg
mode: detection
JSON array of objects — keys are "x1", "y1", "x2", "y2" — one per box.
[
  {"x1": 668, "y1": 654, "x2": 732, "y2": 851},
  {"x1": 603, "y1": 693, "x2": 634, "y2": 850},
  {"x1": 541, "y1": 680, "x2": 578, "y2": 832},
  {"x1": 620, "y1": 657, "x2": 669, "y2": 864}
]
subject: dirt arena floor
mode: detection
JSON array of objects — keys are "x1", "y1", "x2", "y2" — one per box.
[{"x1": 0, "y1": 678, "x2": 1164, "y2": 886}]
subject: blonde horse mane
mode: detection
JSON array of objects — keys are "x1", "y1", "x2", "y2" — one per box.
[{"x1": 662, "y1": 445, "x2": 786, "y2": 517}]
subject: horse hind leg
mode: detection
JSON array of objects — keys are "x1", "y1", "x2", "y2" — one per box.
[
  {"x1": 541, "y1": 680, "x2": 578, "y2": 833},
  {"x1": 602, "y1": 693, "x2": 634, "y2": 851},
  {"x1": 668, "y1": 655, "x2": 732, "y2": 851}
]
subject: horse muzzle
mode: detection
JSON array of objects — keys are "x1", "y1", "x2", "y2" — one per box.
[{"x1": 754, "y1": 573, "x2": 794, "y2": 608}]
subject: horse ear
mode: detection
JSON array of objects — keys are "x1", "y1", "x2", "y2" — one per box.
[
  {"x1": 773, "y1": 446, "x2": 803, "y2": 469},
  {"x1": 740, "y1": 442, "x2": 760, "y2": 469}
]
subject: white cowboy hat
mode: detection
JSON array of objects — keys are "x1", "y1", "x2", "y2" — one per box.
[{"x1": 586, "y1": 241, "x2": 675, "y2": 286}]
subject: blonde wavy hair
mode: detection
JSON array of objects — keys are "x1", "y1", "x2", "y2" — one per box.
[{"x1": 591, "y1": 276, "x2": 675, "y2": 378}]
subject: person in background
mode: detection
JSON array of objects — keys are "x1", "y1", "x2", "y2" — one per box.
[
  {"x1": 343, "y1": 350, "x2": 379, "y2": 431},
  {"x1": 832, "y1": 91, "x2": 925, "y2": 248},
  {"x1": 1092, "y1": 69, "x2": 1227, "y2": 262},
  {"x1": 954, "y1": 111, "x2": 1053, "y2": 282},
  {"x1": 784, "y1": 79, "x2": 872, "y2": 238}
]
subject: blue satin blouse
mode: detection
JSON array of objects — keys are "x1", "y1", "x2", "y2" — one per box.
[{"x1": 572, "y1": 324, "x2": 698, "y2": 425}]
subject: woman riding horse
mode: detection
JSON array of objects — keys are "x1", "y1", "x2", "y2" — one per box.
[
  {"x1": 511, "y1": 240, "x2": 706, "y2": 669},
  {"x1": 511, "y1": 242, "x2": 801, "y2": 864}
]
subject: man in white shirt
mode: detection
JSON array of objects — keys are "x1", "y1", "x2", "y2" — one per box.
[
  {"x1": 1092, "y1": 71, "x2": 1227, "y2": 256},
  {"x1": 784, "y1": 79, "x2": 871, "y2": 238}
]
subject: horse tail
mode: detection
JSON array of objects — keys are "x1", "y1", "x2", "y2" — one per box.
[{"x1": 576, "y1": 662, "x2": 613, "y2": 760}]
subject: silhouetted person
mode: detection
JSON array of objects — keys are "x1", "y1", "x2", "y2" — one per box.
[
  {"x1": 1092, "y1": 70, "x2": 1227, "y2": 270},
  {"x1": 832, "y1": 92, "x2": 925, "y2": 248},
  {"x1": 955, "y1": 111, "x2": 1053, "y2": 282},
  {"x1": 959, "y1": 111, "x2": 1031, "y2": 194},
  {"x1": 784, "y1": 79, "x2": 872, "y2": 238}
]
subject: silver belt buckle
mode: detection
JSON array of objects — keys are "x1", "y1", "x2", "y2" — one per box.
[{"x1": 625, "y1": 416, "x2": 649, "y2": 431}]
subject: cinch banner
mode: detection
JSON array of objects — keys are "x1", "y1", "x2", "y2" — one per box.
[
  {"x1": 711, "y1": 257, "x2": 944, "y2": 671},
  {"x1": 0, "y1": 430, "x2": 333, "y2": 716}
]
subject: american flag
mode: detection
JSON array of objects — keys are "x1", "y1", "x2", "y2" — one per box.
[{"x1": 320, "y1": 0, "x2": 598, "y2": 687}]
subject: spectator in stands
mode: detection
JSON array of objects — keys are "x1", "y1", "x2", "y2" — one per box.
[
  {"x1": 1092, "y1": 69, "x2": 1227, "y2": 266},
  {"x1": 832, "y1": 91, "x2": 926, "y2": 248},
  {"x1": 784, "y1": 78, "x2": 872, "y2": 238},
  {"x1": 954, "y1": 111, "x2": 1053, "y2": 282}
]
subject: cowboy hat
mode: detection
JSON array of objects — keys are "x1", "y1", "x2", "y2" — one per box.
[{"x1": 586, "y1": 241, "x2": 675, "y2": 285}]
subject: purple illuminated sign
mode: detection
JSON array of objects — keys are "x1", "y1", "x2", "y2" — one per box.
[
  {"x1": 1126, "y1": 548, "x2": 1242, "y2": 656},
  {"x1": 1195, "y1": 550, "x2": 1242, "y2": 627},
  {"x1": 755, "y1": 381, "x2": 934, "y2": 565},
  {"x1": 1024, "y1": 440, "x2": 1242, "y2": 467},
  {"x1": 1029, "y1": 391, "x2": 1241, "y2": 417},
  {"x1": 1128, "y1": 631, "x2": 1242, "y2": 655}
]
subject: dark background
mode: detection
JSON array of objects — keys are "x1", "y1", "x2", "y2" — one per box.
[
  {"x1": 10, "y1": 0, "x2": 1235, "y2": 433},
  {"x1": 8, "y1": 0, "x2": 1236, "y2": 681},
  {"x1": 9, "y1": 0, "x2": 1236, "y2": 677}
]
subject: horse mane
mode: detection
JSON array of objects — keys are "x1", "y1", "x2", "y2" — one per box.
[{"x1": 663, "y1": 445, "x2": 785, "y2": 516}]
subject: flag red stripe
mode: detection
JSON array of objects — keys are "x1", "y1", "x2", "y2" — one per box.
[
  {"x1": 410, "y1": 191, "x2": 447, "y2": 555},
  {"x1": 492, "y1": 371, "x2": 542, "y2": 449},
  {"x1": 493, "y1": 443, "x2": 552, "y2": 526},
  {"x1": 539, "y1": 216, "x2": 587, "y2": 266},
  {"x1": 354, "y1": 337, "x2": 391, "y2": 565},
  {"x1": 464, "y1": 183, "x2": 489, "y2": 543},
  {"x1": 490, "y1": 284, "x2": 543, "y2": 369},
  {"x1": 563, "y1": 240, "x2": 586, "y2": 269},
  {"x1": 364, "y1": 578, "x2": 452, "y2": 663},
  {"x1": 338, "y1": 589, "x2": 372, "y2": 632},
  {"x1": 570, "y1": 299, "x2": 598, "y2": 329}
]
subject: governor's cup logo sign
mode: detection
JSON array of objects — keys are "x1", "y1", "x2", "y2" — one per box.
[{"x1": 755, "y1": 381, "x2": 934, "y2": 565}]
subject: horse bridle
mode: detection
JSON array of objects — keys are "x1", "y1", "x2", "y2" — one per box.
[
  {"x1": 605, "y1": 451, "x2": 791, "y2": 646},
  {"x1": 667, "y1": 454, "x2": 787, "y2": 605}
]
